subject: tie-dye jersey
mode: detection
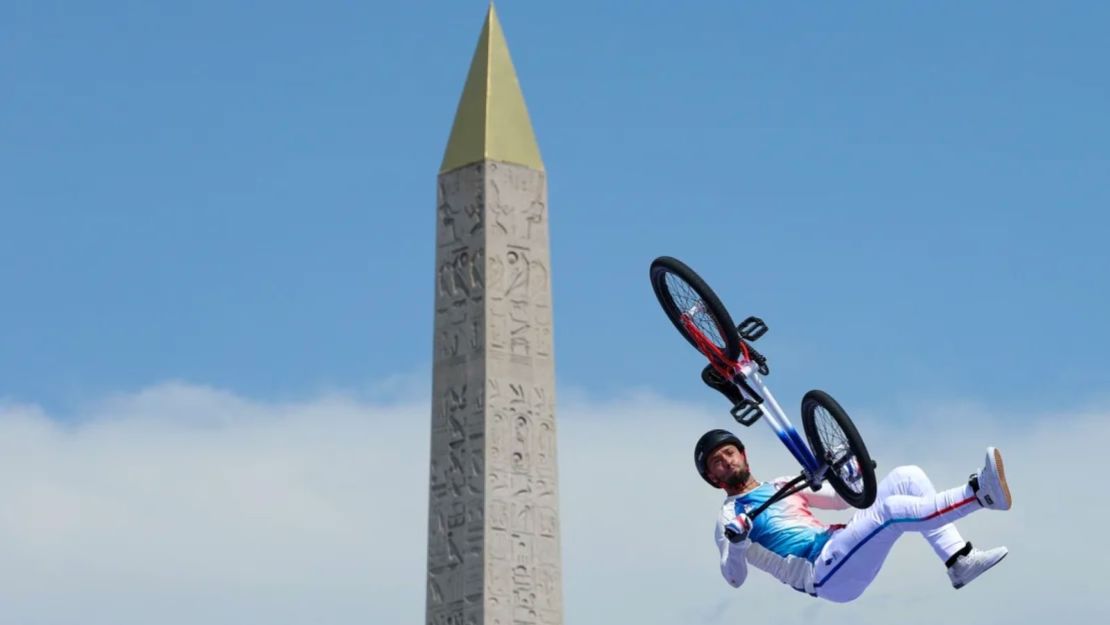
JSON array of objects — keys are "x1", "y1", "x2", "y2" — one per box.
[{"x1": 730, "y1": 480, "x2": 838, "y2": 562}]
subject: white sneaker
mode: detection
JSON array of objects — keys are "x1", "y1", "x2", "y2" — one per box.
[
  {"x1": 947, "y1": 546, "x2": 1008, "y2": 589},
  {"x1": 972, "y1": 447, "x2": 1012, "y2": 510}
]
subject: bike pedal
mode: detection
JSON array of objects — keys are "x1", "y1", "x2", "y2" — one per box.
[
  {"x1": 737, "y1": 316, "x2": 768, "y2": 341},
  {"x1": 730, "y1": 400, "x2": 763, "y2": 426}
]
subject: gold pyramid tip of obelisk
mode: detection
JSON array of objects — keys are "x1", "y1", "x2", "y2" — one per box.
[{"x1": 440, "y1": 3, "x2": 544, "y2": 173}]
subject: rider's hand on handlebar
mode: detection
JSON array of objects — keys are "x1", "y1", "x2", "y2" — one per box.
[{"x1": 721, "y1": 502, "x2": 752, "y2": 544}]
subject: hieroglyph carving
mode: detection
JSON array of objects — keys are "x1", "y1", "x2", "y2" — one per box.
[
  {"x1": 429, "y1": 161, "x2": 561, "y2": 625},
  {"x1": 436, "y1": 165, "x2": 487, "y2": 368},
  {"x1": 484, "y1": 375, "x2": 561, "y2": 625},
  {"x1": 486, "y1": 163, "x2": 553, "y2": 362},
  {"x1": 429, "y1": 164, "x2": 488, "y2": 625}
]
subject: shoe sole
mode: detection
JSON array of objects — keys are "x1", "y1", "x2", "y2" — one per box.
[
  {"x1": 953, "y1": 551, "x2": 1008, "y2": 590},
  {"x1": 992, "y1": 448, "x2": 1012, "y2": 510}
]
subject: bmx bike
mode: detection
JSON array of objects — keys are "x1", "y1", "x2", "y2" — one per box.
[{"x1": 649, "y1": 255, "x2": 878, "y2": 520}]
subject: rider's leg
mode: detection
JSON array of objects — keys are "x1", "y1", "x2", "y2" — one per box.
[
  {"x1": 880, "y1": 465, "x2": 1009, "y2": 588},
  {"x1": 813, "y1": 465, "x2": 982, "y2": 602},
  {"x1": 879, "y1": 465, "x2": 967, "y2": 562}
]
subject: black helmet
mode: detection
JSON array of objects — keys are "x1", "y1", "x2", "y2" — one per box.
[{"x1": 694, "y1": 429, "x2": 744, "y2": 487}]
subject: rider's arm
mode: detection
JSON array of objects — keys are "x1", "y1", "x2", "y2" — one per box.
[
  {"x1": 797, "y1": 481, "x2": 850, "y2": 510},
  {"x1": 716, "y1": 520, "x2": 751, "y2": 588}
]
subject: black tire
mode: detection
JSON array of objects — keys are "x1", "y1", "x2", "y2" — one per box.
[
  {"x1": 800, "y1": 390, "x2": 877, "y2": 509},
  {"x1": 649, "y1": 256, "x2": 741, "y2": 361}
]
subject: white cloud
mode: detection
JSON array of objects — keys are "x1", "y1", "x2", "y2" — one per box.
[
  {"x1": 559, "y1": 390, "x2": 1106, "y2": 624},
  {"x1": 0, "y1": 383, "x2": 428, "y2": 625},
  {"x1": 0, "y1": 382, "x2": 1104, "y2": 624}
]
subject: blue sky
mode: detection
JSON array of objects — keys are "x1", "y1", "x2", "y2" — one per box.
[{"x1": 3, "y1": 0, "x2": 1108, "y2": 417}]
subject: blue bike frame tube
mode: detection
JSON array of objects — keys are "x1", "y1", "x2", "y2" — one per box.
[
  {"x1": 742, "y1": 366, "x2": 821, "y2": 474},
  {"x1": 763, "y1": 412, "x2": 819, "y2": 474}
]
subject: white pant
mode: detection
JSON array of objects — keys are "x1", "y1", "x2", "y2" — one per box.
[{"x1": 813, "y1": 465, "x2": 980, "y2": 602}]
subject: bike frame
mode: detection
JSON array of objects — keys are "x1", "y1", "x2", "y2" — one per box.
[
  {"x1": 730, "y1": 360, "x2": 827, "y2": 490},
  {"x1": 682, "y1": 308, "x2": 829, "y2": 491}
]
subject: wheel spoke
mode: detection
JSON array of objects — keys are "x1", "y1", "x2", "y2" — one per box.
[
  {"x1": 813, "y1": 405, "x2": 862, "y2": 494},
  {"x1": 664, "y1": 272, "x2": 726, "y2": 349}
]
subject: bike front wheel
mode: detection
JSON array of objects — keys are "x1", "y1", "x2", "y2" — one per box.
[{"x1": 801, "y1": 390, "x2": 877, "y2": 509}]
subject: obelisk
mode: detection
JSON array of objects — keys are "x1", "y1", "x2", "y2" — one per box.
[{"x1": 426, "y1": 5, "x2": 563, "y2": 625}]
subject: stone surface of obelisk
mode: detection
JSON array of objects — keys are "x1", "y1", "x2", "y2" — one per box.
[{"x1": 426, "y1": 6, "x2": 562, "y2": 625}]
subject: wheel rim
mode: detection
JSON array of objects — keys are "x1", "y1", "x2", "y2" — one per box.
[
  {"x1": 663, "y1": 272, "x2": 728, "y2": 353},
  {"x1": 813, "y1": 405, "x2": 865, "y2": 495}
]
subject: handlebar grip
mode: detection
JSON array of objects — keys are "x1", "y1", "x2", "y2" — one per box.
[{"x1": 724, "y1": 526, "x2": 748, "y2": 543}]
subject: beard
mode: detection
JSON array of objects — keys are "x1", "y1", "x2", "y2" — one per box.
[{"x1": 722, "y1": 466, "x2": 751, "y2": 490}]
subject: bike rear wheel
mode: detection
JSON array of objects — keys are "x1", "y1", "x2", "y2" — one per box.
[
  {"x1": 649, "y1": 256, "x2": 741, "y2": 362},
  {"x1": 800, "y1": 390, "x2": 877, "y2": 509}
]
